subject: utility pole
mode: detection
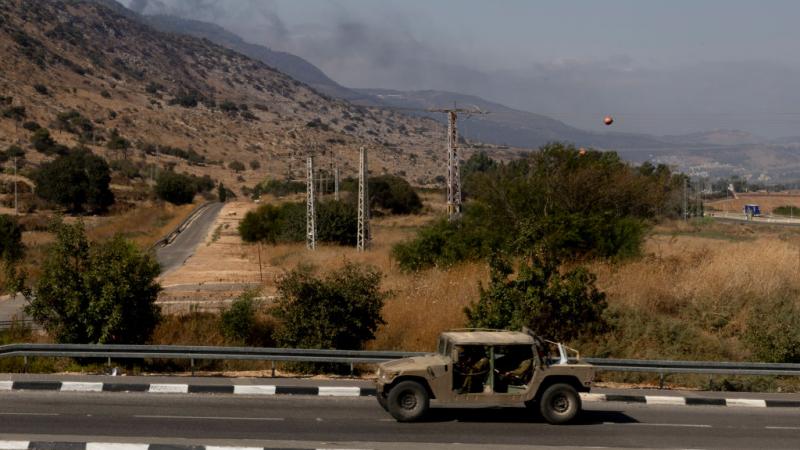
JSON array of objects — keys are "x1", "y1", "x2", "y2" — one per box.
[
  {"x1": 357, "y1": 147, "x2": 370, "y2": 251},
  {"x1": 306, "y1": 156, "x2": 316, "y2": 250},
  {"x1": 334, "y1": 166, "x2": 340, "y2": 201},
  {"x1": 683, "y1": 176, "x2": 688, "y2": 221},
  {"x1": 13, "y1": 157, "x2": 18, "y2": 216},
  {"x1": 428, "y1": 106, "x2": 487, "y2": 220}
]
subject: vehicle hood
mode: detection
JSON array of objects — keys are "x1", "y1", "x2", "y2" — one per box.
[{"x1": 379, "y1": 354, "x2": 448, "y2": 373}]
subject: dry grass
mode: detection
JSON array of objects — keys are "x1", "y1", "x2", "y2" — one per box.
[
  {"x1": 85, "y1": 201, "x2": 198, "y2": 249},
  {"x1": 582, "y1": 219, "x2": 800, "y2": 361},
  {"x1": 707, "y1": 193, "x2": 800, "y2": 214}
]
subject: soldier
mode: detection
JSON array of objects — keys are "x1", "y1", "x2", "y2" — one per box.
[{"x1": 458, "y1": 347, "x2": 490, "y2": 393}]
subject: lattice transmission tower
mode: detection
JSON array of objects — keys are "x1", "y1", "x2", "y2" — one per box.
[
  {"x1": 306, "y1": 156, "x2": 316, "y2": 250},
  {"x1": 357, "y1": 147, "x2": 370, "y2": 251},
  {"x1": 428, "y1": 107, "x2": 487, "y2": 220}
]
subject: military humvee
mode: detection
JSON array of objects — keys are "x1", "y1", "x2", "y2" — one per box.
[{"x1": 375, "y1": 329, "x2": 595, "y2": 424}]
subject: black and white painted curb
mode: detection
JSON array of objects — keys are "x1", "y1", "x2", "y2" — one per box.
[
  {"x1": 579, "y1": 392, "x2": 800, "y2": 408},
  {"x1": 2, "y1": 380, "x2": 800, "y2": 408},
  {"x1": 0, "y1": 380, "x2": 375, "y2": 397},
  {"x1": 0, "y1": 442, "x2": 367, "y2": 450}
]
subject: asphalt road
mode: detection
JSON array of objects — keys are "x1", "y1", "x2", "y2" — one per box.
[
  {"x1": 0, "y1": 390, "x2": 799, "y2": 449},
  {"x1": 156, "y1": 202, "x2": 224, "y2": 274}
]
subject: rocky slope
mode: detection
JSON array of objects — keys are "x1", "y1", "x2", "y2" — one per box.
[{"x1": 0, "y1": 0, "x2": 472, "y2": 198}]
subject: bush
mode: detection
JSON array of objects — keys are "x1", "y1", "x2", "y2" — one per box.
[
  {"x1": 22, "y1": 121, "x2": 40, "y2": 131},
  {"x1": 33, "y1": 83, "x2": 49, "y2": 95},
  {"x1": 155, "y1": 171, "x2": 197, "y2": 205},
  {"x1": 774, "y1": 206, "x2": 800, "y2": 217},
  {"x1": 2, "y1": 106, "x2": 25, "y2": 120},
  {"x1": 745, "y1": 296, "x2": 800, "y2": 363},
  {"x1": 109, "y1": 159, "x2": 141, "y2": 179},
  {"x1": 5, "y1": 145, "x2": 25, "y2": 160},
  {"x1": 249, "y1": 160, "x2": 260, "y2": 170},
  {"x1": 30, "y1": 128, "x2": 54, "y2": 151},
  {"x1": 33, "y1": 148, "x2": 115, "y2": 212},
  {"x1": 317, "y1": 200, "x2": 358, "y2": 246},
  {"x1": 238, "y1": 202, "x2": 305, "y2": 244},
  {"x1": 0, "y1": 215, "x2": 24, "y2": 263},
  {"x1": 25, "y1": 221, "x2": 162, "y2": 344},
  {"x1": 393, "y1": 143, "x2": 676, "y2": 270},
  {"x1": 368, "y1": 175, "x2": 422, "y2": 215},
  {"x1": 106, "y1": 128, "x2": 130, "y2": 151},
  {"x1": 219, "y1": 289, "x2": 274, "y2": 346},
  {"x1": 239, "y1": 200, "x2": 356, "y2": 245},
  {"x1": 465, "y1": 254, "x2": 607, "y2": 341},
  {"x1": 54, "y1": 111, "x2": 94, "y2": 141},
  {"x1": 228, "y1": 160, "x2": 246, "y2": 173},
  {"x1": 169, "y1": 89, "x2": 200, "y2": 108},
  {"x1": 272, "y1": 263, "x2": 387, "y2": 350},
  {"x1": 250, "y1": 178, "x2": 305, "y2": 198}
]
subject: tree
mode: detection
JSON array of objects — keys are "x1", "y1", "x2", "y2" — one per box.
[
  {"x1": 218, "y1": 182, "x2": 227, "y2": 202},
  {"x1": 368, "y1": 175, "x2": 422, "y2": 215},
  {"x1": 273, "y1": 263, "x2": 387, "y2": 350},
  {"x1": 0, "y1": 215, "x2": 24, "y2": 263},
  {"x1": 229, "y1": 160, "x2": 246, "y2": 173},
  {"x1": 33, "y1": 148, "x2": 115, "y2": 212},
  {"x1": 465, "y1": 254, "x2": 607, "y2": 342},
  {"x1": 155, "y1": 171, "x2": 196, "y2": 205},
  {"x1": 25, "y1": 222, "x2": 161, "y2": 344}
]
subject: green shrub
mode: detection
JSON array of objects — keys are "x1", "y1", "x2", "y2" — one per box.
[
  {"x1": 2, "y1": 106, "x2": 25, "y2": 120},
  {"x1": 33, "y1": 148, "x2": 115, "y2": 212},
  {"x1": 272, "y1": 263, "x2": 387, "y2": 350},
  {"x1": 25, "y1": 221, "x2": 161, "y2": 344},
  {"x1": 33, "y1": 84, "x2": 49, "y2": 95},
  {"x1": 368, "y1": 174, "x2": 422, "y2": 215},
  {"x1": 745, "y1": 297, "x2": 800, "y2": 363},
  {"x1": 465, "y1": 254, "x2": 607, "y2": 342},
  {"x1": 228, "y1": 160, "x2": 246, "y2": 173},
  {"x1": 5, "y1": 145, "x2": 25, "y2": 159},
  {"x1": 238, "y1": 203, "x2": 305, "y2": 244},
  {"x1": 22, "y1": 121, "x2": 40, "y2": 131},
  {"x1": 0, "y1": 215, "x2": 24, "y2": 263},
  {"x1": 251, "y1": 178, "x2": 305, "y2": 198},
  {"x1": 109, "y1": 159, "x2": 141, "y2": 179},
  {"x1": 249, "y1": 160, "x2": 260, "y2": 170},
  {"x1": 317, "y1": 200, "x2": 358, "y2": 246},
  {"x1": 155, "y1": 171, "x2": 197, "y2": 205},
  {"x1": 393, "y1": 143, "x2": 674, "y2": 270},
  {"x1": 106, "y1": 128, "x2": 130, "y2": 151},
  {"x1": 220, "y1": 289, "x2": 258, "y2": 345},
  {"x1": 773, "y1": 205, "x2": 800, "y2": 217}
]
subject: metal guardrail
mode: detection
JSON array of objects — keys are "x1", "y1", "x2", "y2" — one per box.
[
  {"x1": 0, "y1": 320, "x2": 36, "y2": 331},
  {"x1": 1, "y1": 344, "x2": 800, "y2": 378}
]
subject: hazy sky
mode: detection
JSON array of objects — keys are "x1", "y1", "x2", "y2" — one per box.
[{"x1": 123, "y1": 0, "x2": 800, "y2": 137}]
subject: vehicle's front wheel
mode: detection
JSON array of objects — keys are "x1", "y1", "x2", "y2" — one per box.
[
  {"x1": 377, "y1": 392, "x2": 388, "y2": 411},
  {"x1": 386, "y1": 380, "x2": 430, "y2": 422},
  {"x1": 538, "y1": 383, "x2": 581, "y2": 425}
]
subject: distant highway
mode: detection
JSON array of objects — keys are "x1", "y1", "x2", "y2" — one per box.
[
  {"x1": 156, "y1": 202, "x2": 224, "y2": 274},
  {"x1": 0, "y1": 385, "x2": 799, "y2": 449},
  {"x1": 709, "y1": 211, "x2": 800, "y2": 226}
]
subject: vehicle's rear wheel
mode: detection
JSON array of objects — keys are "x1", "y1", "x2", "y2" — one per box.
[
  {"x1": 538, "y1": 383, "x2": 580, "y2": 425},
  {"x1": 377, "y1": 391, "x2": 388, "y2": 411},
  {"x1": 387, "y1": 380, "x2": 429, "y2": 422}
]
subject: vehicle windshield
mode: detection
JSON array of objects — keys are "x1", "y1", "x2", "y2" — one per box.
[{"x1": 438, "y1": 336, "x2": 452, "y2": 356}]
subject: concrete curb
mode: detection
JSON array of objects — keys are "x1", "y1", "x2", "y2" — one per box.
[
  {"x1": 579, "y1": 392, "x2": 800, "y2": 408},
  {"x1": 0, "y1": 442, "x2": 368, "y2": 450},
  {"x1": 0, "y1": 380, "x2": 377, "y2": 397}
]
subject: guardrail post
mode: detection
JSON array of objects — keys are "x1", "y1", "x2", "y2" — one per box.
[
  {"x1": 659, "y1": 373, "x2": 665, "y2": 389},
  {"x1": 350, "y1": 362, "x2": 354, "y2": 377},
  {"x1": 23, "y1": 356, "x2": 28, "y2": 373},
  {"x1": 107, "y1": 357, "x2": 111, "y2": 368},
  {"x1": 190, "y1": 358, "x2": 195, "y2": 376},
  {"x1": 271, "y1": 361, "x2": 275, "y2": 377}
]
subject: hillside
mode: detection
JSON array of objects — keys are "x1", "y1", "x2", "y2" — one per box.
[{"x1": 0, "y1": 0, "x2": 466, "y2": 203}]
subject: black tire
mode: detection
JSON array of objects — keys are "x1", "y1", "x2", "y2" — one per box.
[
  {"x1": 377, "y1": 392, "x2": 388, "y2": 411},
  {"x1": 538, "y1": 383, "x2": 581, "y2": 425},
  {"x1": 386, "y1": 380, "x2": 430, "y2": 422}
]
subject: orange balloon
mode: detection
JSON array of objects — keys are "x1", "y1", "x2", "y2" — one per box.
[{"x1": 603, "y1": 116, "x2": 614, "y2": 126}]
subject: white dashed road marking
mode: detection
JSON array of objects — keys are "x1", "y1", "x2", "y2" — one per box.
[
  {"x1": 233, "y1": 385, "x2": 277, "y2": 395},
  {"x1": 61, "y1": 381, "x2": 104, "y2": 392},
  {"x1": 147, "y1": 383, "x2": 189, "y2": 394},
  {"x1": 318, "y1": 386, "x2": 361, "y2": 397}
]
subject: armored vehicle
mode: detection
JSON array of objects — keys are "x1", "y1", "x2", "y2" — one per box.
[{"x1": 375, "y1": 329, "x2": 595, "y2": 424}]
